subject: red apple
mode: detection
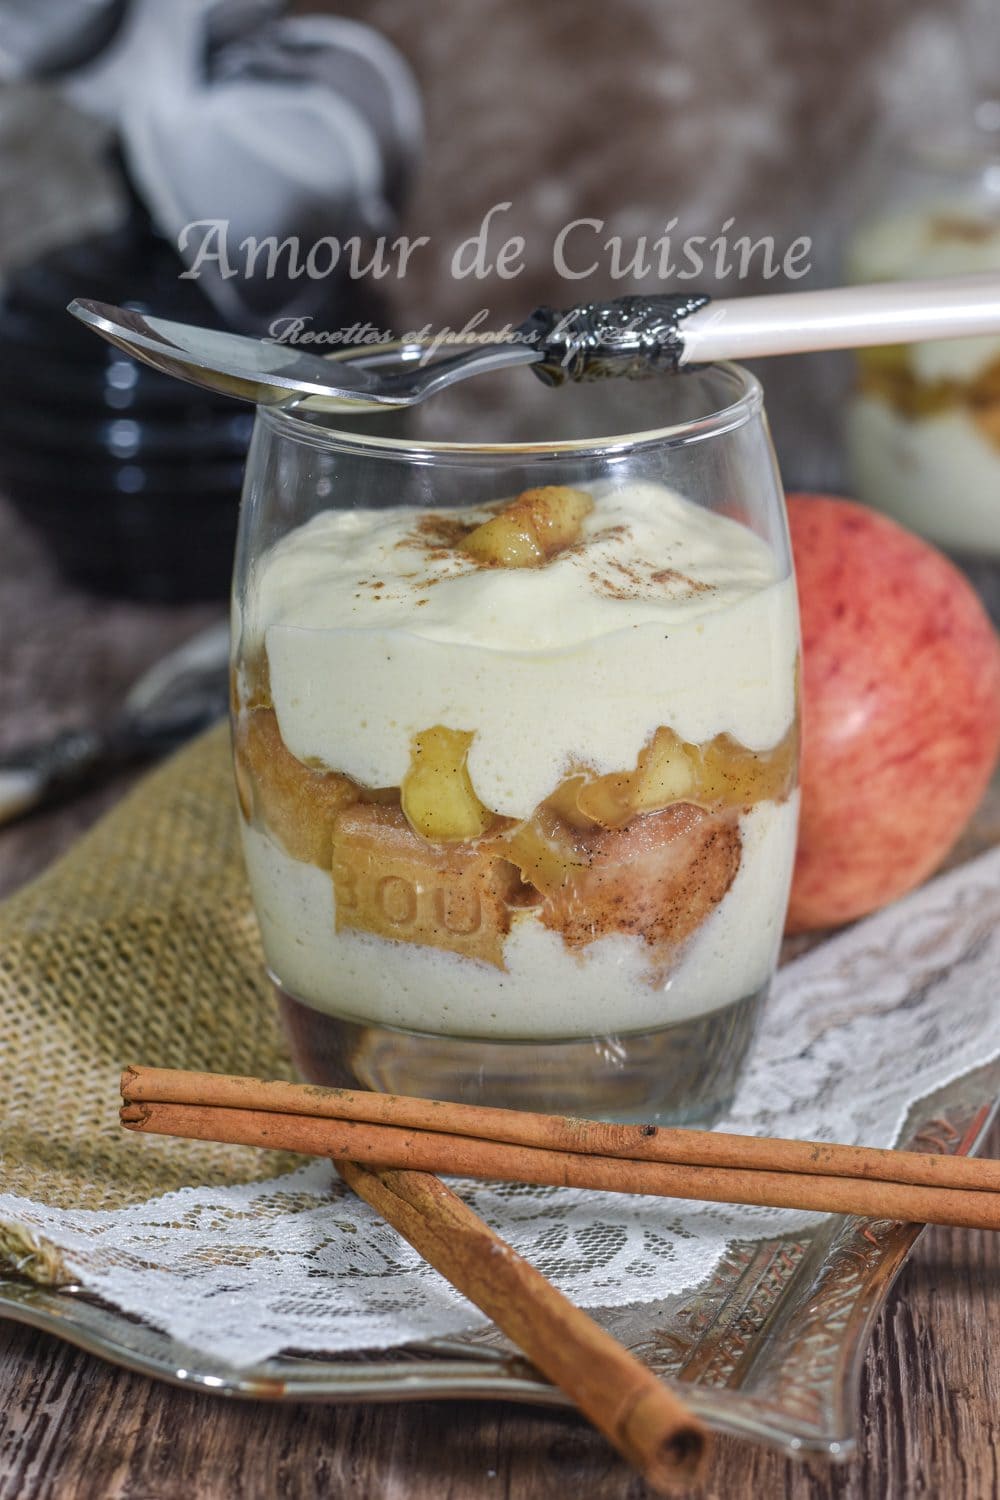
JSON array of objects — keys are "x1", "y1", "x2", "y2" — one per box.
[{"x1": 786, "y1": 494, "x2": 1000, "y2": 933}]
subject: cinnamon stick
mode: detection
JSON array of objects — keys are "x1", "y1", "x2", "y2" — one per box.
[
  {"x1": 120, "y1": 1098, "x2": 1000, "y2": 1230},
  {"x1": 337, "y1": 1161, "x2": 707, "y2": 1494},
  {"x1": 122, "y1": 1064, "x2": 999, "y2": 1196}
]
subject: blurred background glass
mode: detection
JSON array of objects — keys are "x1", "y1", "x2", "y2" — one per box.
[{"x1": 845, "y1": 114, "x2": 1000, "y2": 560}]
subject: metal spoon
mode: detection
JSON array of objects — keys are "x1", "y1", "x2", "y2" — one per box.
[{"x1": 68, "y1": 274, "x2": 1000, "y2": 410}]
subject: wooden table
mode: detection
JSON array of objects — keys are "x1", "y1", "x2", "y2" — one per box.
[{"x1": 1, "y1": 495, "x2": 997, "y2": 1500}]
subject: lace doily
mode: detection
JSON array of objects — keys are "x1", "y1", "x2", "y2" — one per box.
[{"x1": 4, "y1": 845, "x2": 999, "y2": 1369}]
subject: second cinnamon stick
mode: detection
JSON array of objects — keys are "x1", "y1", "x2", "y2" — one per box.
[
  {"x1": 121, "y1": 1065, "x2": 999, "y2": 1195},
  {"x1": 338, "y1": 1160, "x2": 707, "y2": 1495},
  {"x1": 120, "y1": 1099, "x2": 1000, "y2": 1230}
]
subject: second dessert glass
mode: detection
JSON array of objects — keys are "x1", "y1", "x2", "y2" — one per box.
[
  {"x1": 845, "y1": 127, "x2": 1000, "y2": 559},
  {"x1": 232, "y1": 353, "x2": 800, "y2": 1123}
]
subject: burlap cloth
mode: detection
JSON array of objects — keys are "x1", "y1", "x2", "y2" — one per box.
[{"x1": 0, "y1": 723, "x2": 301, "y2": 1276}]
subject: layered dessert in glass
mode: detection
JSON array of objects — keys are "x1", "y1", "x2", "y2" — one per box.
[
  {"x1": 232, "y1": 360, "x2": 799, "y2": 1121},
  {"x1": 846, "y1": 141, "x2": 1000, "y2": 558}
]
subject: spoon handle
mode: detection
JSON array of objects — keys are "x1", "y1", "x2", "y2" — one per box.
[
  {"x1": 528, "y1": 274, "x2": 1000, "y2": 384},
  {"x1": 680, "y1": 273, "x2": 1000, "y2": 363}
]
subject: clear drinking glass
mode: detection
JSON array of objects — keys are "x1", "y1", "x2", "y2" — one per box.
[{"x1": 231, "y1": 353, "x2": 800, "y2": 1123}]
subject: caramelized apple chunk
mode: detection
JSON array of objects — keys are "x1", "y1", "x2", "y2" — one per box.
[
  {"x1": 633, "y1": 730, "x2": 700, "y2": 811},
  {"x1": 574, "y1": 730, "x2": 698, "y2": 829},
  {"x1": 695, "y1": 731, "x2": 798, "y2": 807},
  {"x1": 540, "y1": 774, "x2": 599, "y2": 832},
  {"x1": 234, "y1": 708, "x2": 363, "y2": 866},
  {"x1": 570, "y1": 723, "x2": 797, "y2": 829},
  {"x1": 462, "y1": 486, "x2": 593, "y2": 568},
  {"x1": 493, "y1": 806, "x2": 592, "y2": 900},
  {"x1": 332, "y1": 804, "x2": 524, "y2": 967},
  {"x1": 401, "y1": 726, "x2": 495, "y2": 842}
]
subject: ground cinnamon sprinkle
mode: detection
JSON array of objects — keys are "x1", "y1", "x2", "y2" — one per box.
[
  {"x1": 408, "y1": 513, "x2": 479, "y2": 550},
  {"x1": 395, "y1": 503, "x2": 718, "y2": 600},
  {"x1": 587, "y1": 555, "x2": 717, "y2": 600},
  {"x1": 597, "y1": 578, "x2": 641, "y2": 600},
  {"x1": 650, "y1": 567, "x2": 714, "y2": 592}
]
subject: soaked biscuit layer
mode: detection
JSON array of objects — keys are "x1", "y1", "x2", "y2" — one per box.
[{"x1": 234, "y1": 705, "x2": 796, "y2": 970}]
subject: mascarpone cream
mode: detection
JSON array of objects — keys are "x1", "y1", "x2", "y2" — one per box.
[{"x1": 243, "y1": 481, "x2": 799, "y2": 821}]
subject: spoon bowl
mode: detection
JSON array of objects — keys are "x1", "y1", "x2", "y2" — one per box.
[{"x1": 67, "y1": 299, "x2": 540, "y2": 410}]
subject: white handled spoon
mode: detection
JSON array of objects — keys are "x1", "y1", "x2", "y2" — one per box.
[{"x1": 68, "y1": 273, "x2": 1000, "y2": 410}]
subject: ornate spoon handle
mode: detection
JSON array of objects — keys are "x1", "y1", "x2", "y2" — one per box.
[{"x1": 525, "y1": 293, "x2": 711, "y2": 384}]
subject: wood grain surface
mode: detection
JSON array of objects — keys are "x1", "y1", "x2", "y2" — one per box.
[{"x1": 1, "y1": 496, "x2": 999, "y2": 1499}]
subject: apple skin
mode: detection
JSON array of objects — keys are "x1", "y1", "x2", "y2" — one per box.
[{"x1": 785, "y1": 494, "x2": 1000, "y2": 933}]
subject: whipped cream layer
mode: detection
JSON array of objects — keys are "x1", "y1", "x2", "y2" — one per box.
[
  {"x1": 847, "y1": 396, "x2": 1000, "y2": 557},
  {"x1": 245, "y1": 482, "x2": 798, "y2": 820}
]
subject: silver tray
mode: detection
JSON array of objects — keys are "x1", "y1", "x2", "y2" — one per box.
[{"x1": 0, "y1": 1061, "x2": 995, "y2": 1459}]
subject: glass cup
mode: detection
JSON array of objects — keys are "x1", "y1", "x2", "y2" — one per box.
[{"x1": 231, "y1": 354, "x2": 800, "y2": 1123}]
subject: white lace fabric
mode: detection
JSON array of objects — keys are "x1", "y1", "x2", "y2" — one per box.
[{"x1": 3, "y1": 846, "x2": 999, "y2": 1369}]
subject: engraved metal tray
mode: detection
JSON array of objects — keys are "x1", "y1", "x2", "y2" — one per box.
[{"x1": 0, "y1": 1062, "x2": 995, "y2": 1459}]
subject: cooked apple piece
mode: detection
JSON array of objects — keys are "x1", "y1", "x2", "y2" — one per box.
[
  {"x1": 573, "y1": 732, "x2": 700, "y2": 829},
  {"x1": 332, "y1": 804, "x2": 524, "y2": 967},
  {"x1": 401, "y1": 726, "x2": 494, "y2": 842},
  {"x1": 573, "y1": 732, "x2": 697, "y2": 829},
  {"x1": 462, "y1": 486, "x2": 593, "y2": 568},
  {"x1": 496, "y1": 807, "x2": 591, "y2": 900},
  {"x1": 234, "y1": 709, "x2": 363, "y2": 866},
  {"x1": 695, "y1": 737, "x2": 752, "y2": 806},
  {"x1": 632, "y1": 729, "x2": 699, "y2": 811},
  {"x1": 573, "y1": 770, "x2": 635, "y2": 830},
  {"x1": 463, "y1": 510, "x2": 543, "y2": 567},
  {"x1": 535, "y1": 803, "x2": 741, "y2": 951},
  {"x1": 526, "y1": 485, "x2": 594, "y2": 550},
  {"x1": 572, "y1": 722, "x2": 797, "y2": 827},
  {"x1": 542, "y1": 774, "x2": 599, "y2": 832},
  {"x1": 694, "y1": 729, "x2": 798, "y2": 810}
]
